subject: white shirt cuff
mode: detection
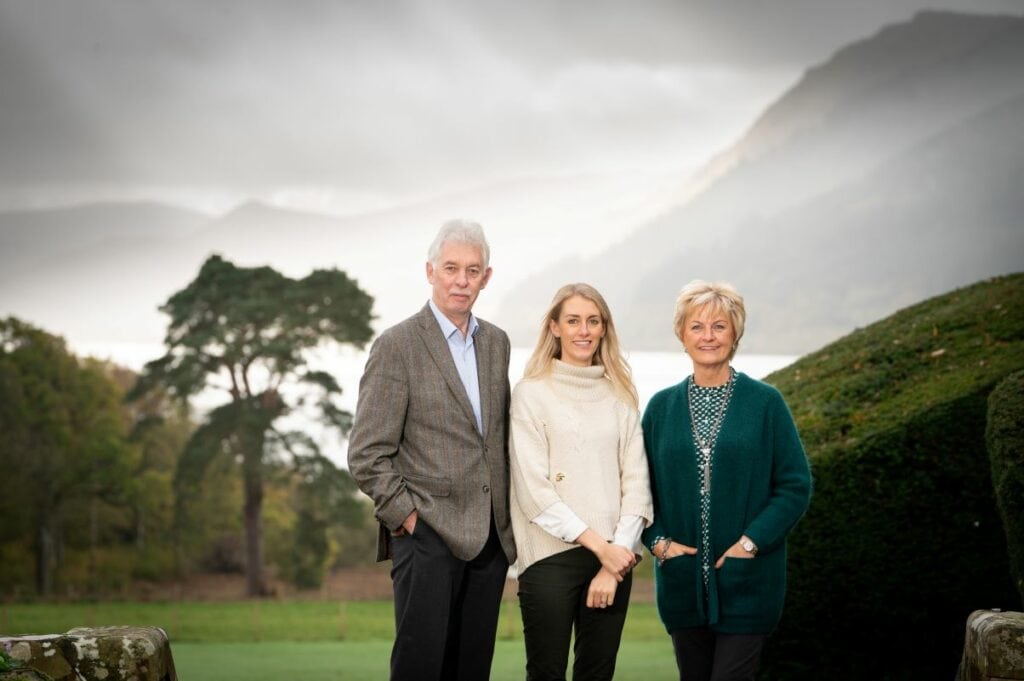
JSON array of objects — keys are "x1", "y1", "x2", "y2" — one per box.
[
  {"x1": 613, "y1": 515, "x2": 645, "y2": 553},
  {"x1": 532, "y1": 501, "x2": 588, "y2": 543}
]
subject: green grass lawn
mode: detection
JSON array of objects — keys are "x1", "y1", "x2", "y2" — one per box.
[
  {"x1": 1, "y1": 600, "x2": 396, "y2": 642},
  {"x1": 0, "y1": 599, "x2": 668, "y2": 643},
  {"x1": 2, "y1": 598, "x2": 679, "y2": 679},
  {"x1": 173, "y1": 640, "x2": 680, "y2": 680}
]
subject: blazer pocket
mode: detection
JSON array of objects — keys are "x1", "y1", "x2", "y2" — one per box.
[{"x1": 404, "y1": 473, "x2": 452, "y2": 498}]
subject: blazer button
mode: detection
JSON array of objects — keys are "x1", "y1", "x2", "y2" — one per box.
[{"x1": 482, "y1": 485, "x2": 490, "y2": 493}]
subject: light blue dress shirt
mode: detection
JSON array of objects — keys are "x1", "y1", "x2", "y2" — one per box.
[{"x1": 428, "y1": 299, "x2": 483, "y2": 435}]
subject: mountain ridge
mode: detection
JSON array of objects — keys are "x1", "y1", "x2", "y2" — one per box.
[{"x1": 493, "y1": 10, "x2": 1024, "y2": 354}]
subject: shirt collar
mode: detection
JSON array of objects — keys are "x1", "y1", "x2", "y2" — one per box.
[{"x1": 428, "y1": 298, "x2": 479, "y2": 340}]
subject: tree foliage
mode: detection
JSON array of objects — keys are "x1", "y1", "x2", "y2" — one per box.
[
  {"x1": 129, "y1": 254, "x2": 374, "y2": 595},
  {"x1": 0, "y1": 318, "x2": 136, "y2": 596}
]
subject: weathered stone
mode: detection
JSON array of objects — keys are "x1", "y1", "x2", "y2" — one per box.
[
  {"x1": 0, "y1": 669, "x2": 55, "y2": 681},
  {"x1": 958, "y1": 610, "x2": 1024, "y2": 681},
  {"x1": 1, "y1": 636, "x2": 69, "y2": 680},
  {"x1": 1, "y1": 627, "x2": 176, "y2": 681}
]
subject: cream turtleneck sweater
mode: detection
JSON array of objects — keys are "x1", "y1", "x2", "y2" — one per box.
[{"x1": 509, "y1": 360, "x2": 653, "y2": 575}]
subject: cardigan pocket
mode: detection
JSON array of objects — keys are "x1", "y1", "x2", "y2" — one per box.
[
  {"x1": 655, "y1": 554, "x2": 700, "y2": 628},
  {"x1": 716, "y1": 555, "x2": 783, "y2": 625}
]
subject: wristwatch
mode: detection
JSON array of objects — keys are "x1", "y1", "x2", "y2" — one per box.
[{"x1": 740, "y1": 537, "x2": 758, "y2": 555}]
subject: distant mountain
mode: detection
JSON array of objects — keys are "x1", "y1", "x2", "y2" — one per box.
[
  {"x1": 0, "y1": 202, "x2": 209, "y2": 279},
  {"x1": 0, "y1": 200, "x2": 393, "y2": 347},
  {"x1": 0, "y1": 173, "x2": 677, "y2": 353},
  {"x1": 494, "y1": 11, "x2": 1024, "y2": 354}
]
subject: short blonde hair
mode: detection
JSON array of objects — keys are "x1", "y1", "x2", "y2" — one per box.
[
  {"x1": 523, "y1": 283, "x2": 638, "y2": 409},
  {"x1": 673, "y1": 279, "x2": 746, "y2": 359}
]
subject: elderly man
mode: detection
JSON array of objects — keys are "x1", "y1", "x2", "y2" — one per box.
[{"x1": 347, "y1": 219, "x2": 516, "y2": 681}]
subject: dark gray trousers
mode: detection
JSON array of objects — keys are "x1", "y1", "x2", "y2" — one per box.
[
  {"x1": 389, "y1": 518, "x2": 508, "y2": 681},
  {"x1": 517, "y1": 547, "x2": 633, "y2": 681},
  {"x1": 670, "y1": 627, "x2": 767, "y2": 681}
]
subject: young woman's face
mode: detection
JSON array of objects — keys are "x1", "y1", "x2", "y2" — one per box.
[{"x1": 550, "y1": 295, "x2": 605, "y2": 367}]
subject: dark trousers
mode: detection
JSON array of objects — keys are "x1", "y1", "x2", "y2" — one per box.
[
  {"x1": 670, "y1": 627, "x2": 767, "y2": 681},
  {"x1": 389, "y1": 518, "x2": 509, "y2": 681},
  {"x1": 517, "y1": 547, "x2": 633, "y2": 681}
]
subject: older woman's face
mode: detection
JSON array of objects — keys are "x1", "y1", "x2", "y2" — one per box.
[{"x1": 682, "y1": 305, "x2": 735, "y2": 369}]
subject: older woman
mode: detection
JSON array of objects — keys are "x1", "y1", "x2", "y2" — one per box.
[
  {"x1": 510, "y1": 282, "x2": 653, "y2": 681},
  {"x1": 642, "y1": 280, "x2": 812, "y2": 681}
]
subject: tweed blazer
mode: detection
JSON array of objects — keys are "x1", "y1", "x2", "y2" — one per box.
[{"x1": 347, "y1": 303, "x2": 516, "y2": 564}]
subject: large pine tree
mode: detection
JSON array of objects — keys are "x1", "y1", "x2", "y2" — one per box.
[{"x1": 130, "y1": 255, "x2": 374, "y2": 596}]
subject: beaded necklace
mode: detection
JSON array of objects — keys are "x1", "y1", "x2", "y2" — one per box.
[
  {"x1": 688, "y1": 367, "x2": 736, "y2": 591},
  {"x1": 688, "y1": 368, "x2": 735, "y2": 494}
]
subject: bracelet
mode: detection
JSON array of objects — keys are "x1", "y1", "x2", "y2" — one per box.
[
  {"x1": 650, "y1": 535, "x2": 666, "y2": 554},
  {"x1": 657, "y1": 538, "x2": 673, "y2": 567}
]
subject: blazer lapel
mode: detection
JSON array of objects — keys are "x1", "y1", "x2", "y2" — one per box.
[
  {"x1": 416, "y1": 305, "x2": 479, "y2": 431},
  {"x1": 475, "y1": 323, "x2": 492, "y2": 438}
]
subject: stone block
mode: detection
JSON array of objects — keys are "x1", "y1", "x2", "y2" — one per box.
[
  {"x1": 958, "y1": 610, "x2": 1024, "y2": 681},
  {"x1": 1, "y1": 626, "x2": 177, "y2": 681},
  {"x1": 2, "y1": 636, "x2": 69, "y2": 680}
]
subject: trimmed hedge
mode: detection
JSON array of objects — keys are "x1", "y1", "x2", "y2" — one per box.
[
  {"x1": 760, "y1": 273, "x2": 1024, "y2": 680},
  {"x1": 987, "y1": 370, "x2": 1024, "y2": 608}
]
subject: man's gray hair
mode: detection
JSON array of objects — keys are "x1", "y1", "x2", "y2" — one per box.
[{"x1": 427, "y1": 219, "x2": 490, "y2": 269}]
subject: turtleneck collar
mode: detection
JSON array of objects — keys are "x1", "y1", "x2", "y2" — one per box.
[{"x1": 548, "y1": 359, "x2": 609, "y2": 402}]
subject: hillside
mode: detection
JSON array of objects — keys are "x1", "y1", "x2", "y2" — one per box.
[
  {"x1": 0, "y1": 170, "x2": 683, "y2": 352},
  {"x1": 770, "y1": 276, "x2": 1023, "y2": 454},
  {"x1": 495, "y1": 11, "x2": 1024, "y2": 354},
  {"x1": 0, "y1": 202, "x2": 209, "y2": 280},
  {"x1": 761, "y1": 272, "x2": 1024, "y2": 680}
]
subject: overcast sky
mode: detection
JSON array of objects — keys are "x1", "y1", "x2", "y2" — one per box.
[
  {"x1": 2, "y1": 0, "x2": 1021, "y2": 217},
  {"x1": 4, "y1": 1, "x2": 1021, "y2": 458}
]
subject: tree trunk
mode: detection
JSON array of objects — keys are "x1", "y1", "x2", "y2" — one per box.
[
  {"x1": 243, "y1": 448, "x2": 266, "y2": 597},
  {"x1": 89, "y1": 495, "x2": 99, "y2": 596},
  {"x1": 36, "y1": 521, "x2": 53, "y2": 597}
]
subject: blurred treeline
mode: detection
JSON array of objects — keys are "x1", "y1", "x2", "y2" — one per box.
[
  {"x1": 0, "y1": 316, "x2": 378, "y2": 600},
  {"x1": 0, "y1": 255, "x2": 383, "y2": 600}
]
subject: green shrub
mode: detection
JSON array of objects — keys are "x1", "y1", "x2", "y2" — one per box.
[
  {"x1": 987, "y1": 369, "x2": 1024, "y2": 608},
  {"x1": 762, "y1": 273, "x2": 1024, "y2": 681}
]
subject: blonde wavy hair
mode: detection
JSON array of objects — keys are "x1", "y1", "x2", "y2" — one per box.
[
  {"x1": 673, "y1": 279, "x2": 746, "y2": 360},
  {"x1": 522, "y1": 283, "x2": 639, "y2": 409}
]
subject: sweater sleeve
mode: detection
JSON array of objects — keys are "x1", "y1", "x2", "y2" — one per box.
[
  {"x1": 618, "y1": 404, "x2": 654, "y2": 526},
  {"x1": 744, "y1": 390, "x2": 813, "y2": 553},
  {"x1": 509, "y1": 382, "x2": 564, "y2": 520},
  {"x1": 640, "y1": 398, "x2": 668, "y2": 552}
]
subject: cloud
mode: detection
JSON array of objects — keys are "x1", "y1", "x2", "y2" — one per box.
[{"x1": 1, "y1": 0, "x2": 1020, "y2": 207}]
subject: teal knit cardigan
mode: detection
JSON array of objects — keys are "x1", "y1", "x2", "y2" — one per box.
[{"x1": 641, "y1": 372, "x2": 812, "y2": 634}]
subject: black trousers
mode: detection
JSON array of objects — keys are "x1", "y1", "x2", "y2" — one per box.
[
  {"x1": 517, "y1": 547, "x2": 633, "y2": 681},
  {"x1": 389, "y1": 518, "x2": 509, "y2": 681},
  {"x1": 670, "y1": 627, "x2": 767, "y2": 681}
]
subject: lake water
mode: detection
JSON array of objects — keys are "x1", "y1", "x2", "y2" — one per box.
[
  {"x1": 524, "y1": 349, "x2": 797, "y2": 413},
  {"x1": 72, "y1": 340, "x2": 796, "y2": 465},
  {"x1": 296, "y1": 347, "x2": 796, "y2": 464}
]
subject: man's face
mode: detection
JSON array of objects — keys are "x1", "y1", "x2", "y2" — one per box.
[{"x1": 426, "y1": 240, "x2": 492, "y2": 325}]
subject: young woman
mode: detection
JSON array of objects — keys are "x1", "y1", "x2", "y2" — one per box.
[{"x1": 509, "y1": 282, "x2": 653, "y2": 681}]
